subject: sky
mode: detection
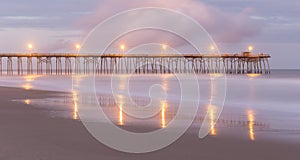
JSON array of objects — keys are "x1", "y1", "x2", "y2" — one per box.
[{"x1": 0, "y1": 0, "x2": 299, "y2": 69}]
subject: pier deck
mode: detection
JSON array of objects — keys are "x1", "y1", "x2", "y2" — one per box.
[{"x1": 0, "y1": 53, "x2": 271, "y2": 75}]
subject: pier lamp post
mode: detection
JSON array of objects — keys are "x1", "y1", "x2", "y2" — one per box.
[
  {"x1": 248, "y1": 45, "x2": 253, "y2": 52},
  {"x1": 75, "y1": 44, "x2": 81, "y2": 53},
  {"x1": 28, "y1": 43, "x2": 33, "y2": 53},
  {"x1": 210, "y1": 45, "x2": 215, "y2": 53},
  {"x1": 120, "y1": 44, "x2": 125, "y2": 54},
  {"x1": 162, "y1": 44, "x2": 167, "y2": 54}
]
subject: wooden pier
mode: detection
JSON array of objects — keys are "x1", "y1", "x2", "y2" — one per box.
[{"x1": 0, "y1": 53, "x2": 271, "y2": 76}]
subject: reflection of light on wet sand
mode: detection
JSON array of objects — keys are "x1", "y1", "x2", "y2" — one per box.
[
  {"x1": 209, "y1": 106, "x2": 216, "y2": 135},
  {"x1": 161, "y1": 75, "x2": 170, "y2": 92},
  {"x1": 24, "y1": 75, "x2": 40, "y2": 82},
  {"x1": 161, "y1": 76, "x2": 168, "y2": 128},
  {"x1": 118, "y1": 76, "x2": 127, "y2": 91},
  {"x1": 72, "y1": 91, "x2": 78, "y2": 120},
  {"x1": 246, "y1": 74, "x2": 262, "y2": 78},
  {"x1": 22, "y1": 84, "x2": 32, "y2": 90},
  {"x1": 209, "y1": 78, "x2": 217, "y2": 135},
  {"x1": 248, "y1": 110, "x2": 255, "y2": 141},
  {"x1": 209, "y1": 73, "x2": 224, "y2": 78},
  {"x1": 24, "y1": 99, "x2": 31, "y2": 105},
  {"x1": 117, "y1": 95, "x2": 124, "y2": 126},
  {"x1": 73, "y1": 102, "x2": 78, "y2": 120},
  {"x1": 119, "y1": 104, "x2": 124, "y2": 125},
  {"x1": 161, "y1": 101, "x2": 167, "y2": 128},
  {"x1": 23, "y1": 75, "x2": 40, "y2": 91}
]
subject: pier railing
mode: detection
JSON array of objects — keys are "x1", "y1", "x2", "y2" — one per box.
[{"x1": 0, "y1": 53, "x2": 271, "y2": 76}]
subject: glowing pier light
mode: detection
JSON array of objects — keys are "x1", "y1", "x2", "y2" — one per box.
[
  {"x1": 161, "y1": 44, "x2": 168, "y2": 54},
  {"x1": 27, "y1": 43, "x2": 33, "y2": 53},
  {"x1": 120, "y1": 44, "x2": 125, "y2": 54},
  {"x1": 162, "y1": 44, "x2": 168, "y2": 50},
  {"x1": 28, "y1": 43, "x2": 33, "y2": 50},
  {"x1": 247, "y1": 110, "x2": 255, "y2": 141},
  {"x1": 75, "y1": 44, "x2": 81, "y2": 52},
  {"x1": 210, "y1": 45, "x2": 215, "y2": 51},
  {"x1": 248, "y1": 45, "x2": 253, "y2": 52}
]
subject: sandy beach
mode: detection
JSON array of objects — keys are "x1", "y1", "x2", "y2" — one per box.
[{"x1": 0, "y1": 86, "x2": 299, "y2": 160}]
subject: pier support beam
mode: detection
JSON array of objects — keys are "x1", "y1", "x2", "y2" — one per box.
[
  {"x1": 27, "y1": 57, "x2": 33, "y2": 75},
  {"x1": 7, "y1": 57, "x2": 13, "y2": 75}
]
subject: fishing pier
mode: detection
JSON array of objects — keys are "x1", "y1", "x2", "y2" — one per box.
[{"x1": 0, "y1": 53, "x2": 271, "y2": 76}]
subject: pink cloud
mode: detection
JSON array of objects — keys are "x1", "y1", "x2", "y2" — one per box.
[
  {"x1": 40, "y1": 39, "x2": 74, "y2": 53},
  {"x1": 76, "y1": 0, "x2": 263, "y2": 45}
]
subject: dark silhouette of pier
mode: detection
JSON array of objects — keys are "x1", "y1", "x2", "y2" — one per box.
[{"x1": 0, "y1": 53, "x2": 271, "y2": 75}]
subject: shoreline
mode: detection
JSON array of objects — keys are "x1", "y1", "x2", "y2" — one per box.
[{"x1": 0, "y1": 86, "x2": 299, "y2": 159}]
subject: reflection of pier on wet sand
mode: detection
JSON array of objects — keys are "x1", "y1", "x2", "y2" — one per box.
[
  {"x1": 61, "y1": 93, "x2": 269, "y2": 140},
  {"x1": 0, "y1": 53, "x2": 271, "y2": 75}
]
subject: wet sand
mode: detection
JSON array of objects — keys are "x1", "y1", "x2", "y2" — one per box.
[{"x1": 0, "y1": 87, "x2": 299, "y2": 160}]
